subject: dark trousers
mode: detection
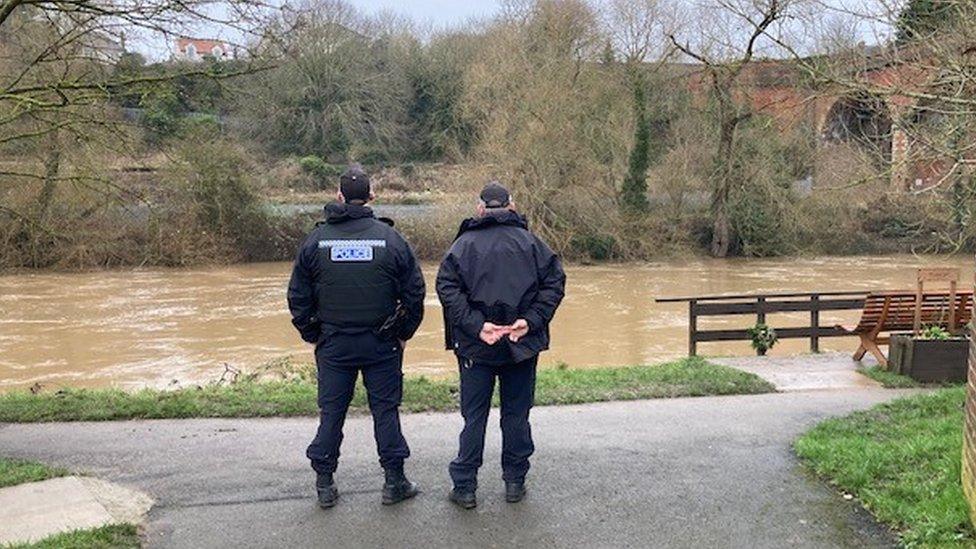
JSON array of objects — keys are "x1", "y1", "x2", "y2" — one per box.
[
  {"x1": 307, "y1": 332, "x2": 410, "y2": 474},
  {"x1": 449, "y1": 355, "x2": 538, "y2": 491}
]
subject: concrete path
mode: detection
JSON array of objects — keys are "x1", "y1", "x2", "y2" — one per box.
[
  {"x1": 0, "y1": 476, "x2": 152, "y2": 545},
  {"x1": 714, "y1": 352, "x2": 881, "y2": 392},
  {"x1": 0, "y1": 388, "x2": 913, "y2": 548}
]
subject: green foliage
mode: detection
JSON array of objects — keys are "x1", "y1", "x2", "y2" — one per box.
[
  {"x1": 571, "y1": 233, "x2": 618, "y2": 261},
  {"x1": 728, "y1": 184, "x2": 791, "y2": 257},
  {"x1": 140, "y1": 86, "x2": 182, "y2": 142},
  {"x1": 795, "y1": 387, "x2": 974, "y2": 547},
  {"x1": 896, "y1": 0, "x2": 960, "y2": 42},
  {"x1": 724, "y1": 117, "x2": 809, "y2": 257},
  {"x1": 403, "y1": 33, "x2": 480, "y2": 161},
  {"x1": 860, "y1": 194, "x2": 946, "y2": 240},
  {"x1": 0, "y1": 358, "x2": 772, "y2": 422},
  {"x1": 920, "y1": 325, "x2": 952, "y2": 340},
  {"x1": 621, "y1": 71, "x2": 651, "y2": 212},
  {"x1": 298, "y1": 155, "x2": 343, "y2": 189},
  {"x1": 8, "y1": 524, "x2": 141, "y2": 549},
  {"x1": 746, "y1": 323, "x2": 778, "y2": 354},
  {"x1": 0, "y1": 457, "x2": 68, "y2": 488},
  {"x1": 238, "y1": 13, "x2": 411, "y2": 160},
  {"x1": 180, "y1": 113, "x2": 221, "y2": 138}
]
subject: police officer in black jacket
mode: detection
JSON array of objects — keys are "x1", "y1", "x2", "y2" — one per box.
[
  {"x1": 287, "y1": 165, "x2": 425, "y2": 509},
  {"x1": 436, "y1": 181, "x2": 566, "y2": 509}
]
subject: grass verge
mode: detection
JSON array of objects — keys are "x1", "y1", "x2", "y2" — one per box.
[
  {"x1": 0, "y1": 357, "x2": 773, "y2": 423},
  {"x1": 6, "y1": 524, "x2": 140, "y2": 549},
  {"x1": 0, "y1": 457, "x2": 68, "y2": 489},
  {"x1": 857, "y1": 366, "x2": 922, "y2": 388},
  {"x1": 794, "y1": 387, "x2": 973, "y2": 547}
]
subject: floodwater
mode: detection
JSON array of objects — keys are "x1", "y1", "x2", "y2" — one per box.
[{"x1": 0, "y1": 256, "x2": 972, "y2": 391}]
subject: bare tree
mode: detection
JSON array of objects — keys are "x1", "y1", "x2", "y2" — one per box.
[
  {"x1": 0, "y1": 0, "x2": 280, "y2": 265},
  {"x1": 669, "y1": 0, "x2": 789, "y2": 257}
]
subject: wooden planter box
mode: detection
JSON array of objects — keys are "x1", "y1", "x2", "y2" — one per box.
[{"x1": 889, "y1": 334, "x2": 970, "y2": 383}]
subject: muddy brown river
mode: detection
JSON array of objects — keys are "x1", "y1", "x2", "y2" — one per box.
[{"x1": 1, "y1": 256, "x2": 972, "y2": 391}]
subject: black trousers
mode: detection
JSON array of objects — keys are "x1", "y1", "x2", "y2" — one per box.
[
  {"x1": 306, "y1": 332, "x2": 410, "y2": 474},
  {"x1": 449, "y1": 355, "x2": 538, "y2": 491}
]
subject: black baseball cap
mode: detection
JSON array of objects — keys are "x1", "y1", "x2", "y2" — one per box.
[
  {"x1": 480, "y1": 181, "x2": 511, "y2": 208},
  {"x1": 340, "y1": 164, "x2": 371, "y2": 203}
]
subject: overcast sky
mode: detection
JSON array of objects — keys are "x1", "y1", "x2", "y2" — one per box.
[
  {"x1": 140, "y1": 0, "x2": 892, "y2": 61},
  {"x1": 348, "y1": 0, "x2": 501, "y2": 26}
]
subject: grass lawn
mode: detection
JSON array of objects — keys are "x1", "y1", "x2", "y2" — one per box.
[
  {"x1": 6, "y1": 524, "x2": 140, "y2": 549},
  {"x1": 0, "y1": 457, "x2": 67, "y2": 489},
  {"x1": 857, "y1": 366, "x2": 922, "y2": 389},
  {"x1": 0, "y1": 357, "x2": 774, "y2": 423},
  {"x1": 795, "y1": 387, "x2": 974, "y2": 547}
]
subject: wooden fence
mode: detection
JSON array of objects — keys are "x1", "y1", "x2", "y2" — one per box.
[
  {"x1": 963, "y1": 265, "x2": 976, "y2": 528},
  {"x1": 656, "y1": 291, "x2": 871, "y2": 356}
]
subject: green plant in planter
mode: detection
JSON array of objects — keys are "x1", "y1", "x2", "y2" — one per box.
[
  {"x1": 747, "y1": 323, "x2": 778, "y2": 355},
  {"x1": 919, "y1": 325, "x2": 951, "y2": 340}
]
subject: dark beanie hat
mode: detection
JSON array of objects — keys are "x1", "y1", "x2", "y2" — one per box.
[
  {"x1": 340, "y1": 164, "x2": 371, "y2": 203},
  {"x1": 480, "y1": 181, "x2": 511, "y2": 208}
]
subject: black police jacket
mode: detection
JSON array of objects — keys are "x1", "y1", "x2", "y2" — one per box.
[
  {"x1": 287, "y1": 203, "x2": 425, "y2": 343},
  {"x1": 436, "y1": 209, "x2": 566, "y2": 364}
]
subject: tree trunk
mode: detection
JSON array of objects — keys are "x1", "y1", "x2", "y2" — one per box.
[
  {"x1": 35, "y1": 141, "x2": 61, "y2": 220},
  {"x1": 709, "y1": 87, "x2": 738, "y2": 258},
  {"x1": 25, "y1": 130, "x2": 61, "y2": 267}
]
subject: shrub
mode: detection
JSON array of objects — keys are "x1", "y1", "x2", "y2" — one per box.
[
  {"x1": 298, "y1": 156, "x2": 343, "y2": 189},
  {"x1": 166, "y1": 137, "x2": 287, "y2": 262},
  {"x1": 728, "y1": 184, "x2": 792, "y2": 257},
  {"x1": 141, "y1": 86, "x2": 182, "y2": 142},
  {"x1": 571, "y1": 233, "x2": 618, "y2": 261}
]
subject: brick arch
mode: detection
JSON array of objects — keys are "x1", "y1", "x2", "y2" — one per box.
[{"x1": 820, "y1": 92, "x2": 894, "y2": 164}]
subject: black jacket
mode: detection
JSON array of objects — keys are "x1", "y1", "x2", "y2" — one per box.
[
  {"x1": 287, "y1": 203, "x2": 425, "y2": 343},
  {"x1": 436, "y1": 210, "x2": 566, "y2": 364}
]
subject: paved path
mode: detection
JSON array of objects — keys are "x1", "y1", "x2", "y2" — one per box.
[
  {"x1": 0, "y1": 476, "x2": 152, "y2": 545},
  {"x1": 714, "y1": 352, "x2": 881, "y2": 392},
  {"x1": 0, "y1": 388, "x2": 913, "y2": 548}
]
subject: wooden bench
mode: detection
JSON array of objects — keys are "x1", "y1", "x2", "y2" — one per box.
[{"x1": 838, "y1": 290, "x2": 973, "y2": 366}]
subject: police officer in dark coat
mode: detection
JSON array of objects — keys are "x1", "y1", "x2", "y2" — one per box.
[
  {"x1": 287, "y1": 165, "x2": 425, "y2": 509},
  {"x1": 436, "y1": 181, "x2": 566, "y2": 509}
]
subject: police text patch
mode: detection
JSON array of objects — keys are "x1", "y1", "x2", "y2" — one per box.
[
  {"x1": 331, "y1": 245, "x2": 373, "y2": 262},
  {"x1": 319, "y1": 239, "x2": 386, "y2": 263}
]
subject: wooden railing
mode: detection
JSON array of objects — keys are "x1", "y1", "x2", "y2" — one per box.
[{"x1": 656, "y1": 291, "x2": 871, "y2": 356}]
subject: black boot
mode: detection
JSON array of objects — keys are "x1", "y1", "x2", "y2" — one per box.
[
  {"x1": 381, "y1": 467, "x2": 419, "y2": 506},
  {"x1": 449, "y1": 488, "x2": 477, "y2": 510},
  {"x1": 316, "y1": 473, "x2": 338, "y2": 509},
  {"x1": 505, "y1": 481, "x2": 526, "y2": 503}
]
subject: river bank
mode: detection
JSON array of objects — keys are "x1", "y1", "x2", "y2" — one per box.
[{"x1": 0, "y1": 358, "x2": 773, "y2": 423}]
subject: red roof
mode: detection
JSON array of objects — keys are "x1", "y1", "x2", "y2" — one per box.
[{"x1": 176, "y1": 38, "x2": 228, "y2": 56}]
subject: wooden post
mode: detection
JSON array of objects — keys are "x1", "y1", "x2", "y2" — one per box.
[
  {"x1": 756, "y1": 297, "x2": 767, "y2": 356},
  {"x1": 689, "y1": 300, "x2": 698, "y2": 357},
  {"x1": 810, "y1": 294, "x2": 820, "y2": 353},
  {"x1": 914, "y1": 271, "x2": 924, "y2": 336},
  {"x1": 950, "y1": 277, "x2": 958, "y2": 332}
]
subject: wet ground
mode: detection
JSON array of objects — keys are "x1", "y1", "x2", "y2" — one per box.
[{"x1": 0, "y1": 383, "x2": 909, "y2": 548}]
